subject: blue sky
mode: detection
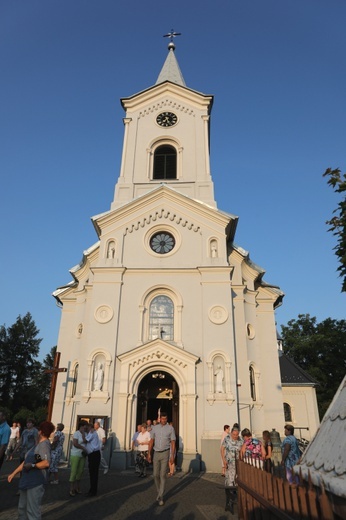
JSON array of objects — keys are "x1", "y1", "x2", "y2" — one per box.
[{"x1": 1, "y1": 0, "x2": 345, "y2": 360}]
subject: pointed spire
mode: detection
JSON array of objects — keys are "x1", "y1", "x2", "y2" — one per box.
[{"x1": 156, "y1": 32, "x2": 186, "y2": 87}]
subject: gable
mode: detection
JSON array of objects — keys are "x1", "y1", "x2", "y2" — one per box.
[
  {"x1": 118, "y1": 338, "x2": 200, "y2": 367},
  {"x1": 121, "y1": 81, "x2": 213, "y2": 113},
  {"x1": 117, "y1": 338, "x2": 200, "y2": 396},
  {"x1": 91, "y1": 186, "x2": 237, "y2": 269},
  {"x1": 93, "y1": 185, "x2": 237, "y2": 238}
]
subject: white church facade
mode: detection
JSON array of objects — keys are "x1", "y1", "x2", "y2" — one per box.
[{"x1": 52, "y1": 40, "x2": 319, "y2": 471}]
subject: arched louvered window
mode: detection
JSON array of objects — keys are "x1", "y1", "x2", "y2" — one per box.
[
  {"x1": 153, "y1": 145, "x2": 177, "y2": 179},
  {"x1": 71, "y1": 364, "x2": 79, "y2": 398},
  {"x1": 149, "y1": 295, "x2": 174, "y2": 340},
  {"x1": 249, "y1": 366, "x2": 256, "y2": 401}
]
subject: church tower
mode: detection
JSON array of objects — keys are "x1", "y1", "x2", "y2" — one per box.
[
  {"x1": 52, "y1": 38, "x2": 292, "y2": 471},
  {"x1": 112, "y1": 40, "x2": 216, "y2": 209}
]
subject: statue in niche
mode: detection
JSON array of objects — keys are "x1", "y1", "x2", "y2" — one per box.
[
  {"x1": 93, "y1": 362, "x2": 104, "y2": 391},
  {"x1": 107, "y1": 241, "x2": 116, "y2": 259},
  {"x1": 214, "y1": 364, "x2": 224, "y2": 393},
  {"x1": 211, "y1": 240, "x2": 218, "y2": 258}
]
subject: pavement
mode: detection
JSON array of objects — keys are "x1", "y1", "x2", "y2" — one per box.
[{"x1": 0, "y1": 458, "x2": 239, "y2": 520}]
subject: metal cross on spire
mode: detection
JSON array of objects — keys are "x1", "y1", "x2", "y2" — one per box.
[
  {"x1": 163, "y1": 30, "x2": 182, "y2": 52},
  {"x1": 163, "y1": 29, "x2": 182, "y2": 43}
]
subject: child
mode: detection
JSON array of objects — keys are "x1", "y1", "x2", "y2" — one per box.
[{"x1": 262, "y1": 430, "x2": 273, "y2": 472}]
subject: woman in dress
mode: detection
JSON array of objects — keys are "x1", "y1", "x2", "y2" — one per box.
[
  {"x1": 69, "y1": 420, "x2": 88, "y2": 496},
  {"x1": 220, "y1": 425, "x2": 230, "y2": 476},
  {"x1": 240, "y1": 428, "x2": 266, "y2": 465},
  {"x1": 49, "y1": 423, "x2": 65, "y2": 484},
  {"x1": 281, "y1": 424, "x2": 300, "y2": 484},
  {"x1": 221, "y1": 426, "x2": 243, "y2": 514},
  {"x1": 8, "y1": 421, "x2": 55, "y2": 519}
]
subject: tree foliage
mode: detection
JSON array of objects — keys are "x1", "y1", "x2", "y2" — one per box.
[
  {"x1": 323, "y1": 167, "x2": 346, "y2": 291},
  {"x1": 281, "y1": 314, "x2": 346, "y2": 418},
  {"x1": 0, "y1": 313, "x2": 56, "y2": 421}
]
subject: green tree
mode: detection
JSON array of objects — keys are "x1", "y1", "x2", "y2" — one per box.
[
  {"x1": 281, "y1": 314, "x2": 346, "y2": 418},
  {"x1": 13, "y1": 408, "x2": 36, "y2": 428},
  {"x1": 323, "y1": 167, "x2": 346, "y2": 291},
  {"x1": 0, "y1": 313, "x2": 42, "y2": 412}
]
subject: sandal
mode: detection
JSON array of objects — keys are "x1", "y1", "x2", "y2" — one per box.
[{"x1": 69, "y1": 490, "x2": 76, "y2": 497}]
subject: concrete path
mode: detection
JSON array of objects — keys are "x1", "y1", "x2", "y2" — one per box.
[{"x1": 0, "y1": 459, "x2": 239, "y2": 520}]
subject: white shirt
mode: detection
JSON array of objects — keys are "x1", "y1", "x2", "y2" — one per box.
[
  {"x1": 70, "y1": 430, "x2": 85, "y2": 457},
  {"x1": 96, "y1": 427, "x2": 106, "y2": 450},
  {"x1": 137, "y1": 431, "x2": 151, "y2": 452},
  {"x1": 85, "y1": 430, "x2": 100, "y2": 454},
  {"x1": 10, "y1": 426, "x2": 19, "y2": 439}
]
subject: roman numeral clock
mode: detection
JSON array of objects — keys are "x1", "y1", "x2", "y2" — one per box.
[{"x1": 156, "y1": 111, "x2": 178, "y2": 127}]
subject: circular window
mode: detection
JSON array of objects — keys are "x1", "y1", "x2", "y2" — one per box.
[{"x1": 150, "y1": 232, "x2": 175, "y2": 254}]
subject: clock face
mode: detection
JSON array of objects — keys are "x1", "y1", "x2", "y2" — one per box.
[
  {"x1": 156, "y1": 112, "x2": 178, "y2": 127},
  {"x1": 150, "y1": 232, "x2": 175, "y2": 254}
]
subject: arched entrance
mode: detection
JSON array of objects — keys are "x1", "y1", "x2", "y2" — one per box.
[{"x1": 137, "y1": 370, "x2": 179, "y2": 437}]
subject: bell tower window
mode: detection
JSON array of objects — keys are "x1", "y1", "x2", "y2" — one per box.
[
  {"x1": 284, "y1": 402, "x2": 292, "y2": 422},
  {"x1": 153, "y1": 145, "x2": 177, "y2": 179},
  {"x1": 249, "y1": 365, "x2": 256, "y2": 401}
]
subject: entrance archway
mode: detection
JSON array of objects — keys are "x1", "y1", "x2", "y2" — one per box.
[
  {"x1": 137, "y1": 370, "x2": 179, "y2": 438},
  {"x1": 117, "y1": 339, "x2": 199, "y2": 469}
]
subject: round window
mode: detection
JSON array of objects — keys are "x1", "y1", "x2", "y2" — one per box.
[{"x1": 150, "y1": 232, "x2": 175, "y2": 254}]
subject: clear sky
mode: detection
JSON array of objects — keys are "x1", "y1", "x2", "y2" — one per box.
[{"x1": 1, "y1": 0, "x2": 345, "y2": 360}]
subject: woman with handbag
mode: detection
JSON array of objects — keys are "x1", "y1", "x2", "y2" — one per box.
[
  {"x1": 8, "y1": 421, "x2": 55, "y2": 519},
  {"x1": 69, "y1": 420, "x2": 88, "y2": 496}
]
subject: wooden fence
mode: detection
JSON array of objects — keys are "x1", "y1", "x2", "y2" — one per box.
[{"x1": 236, "y1": 459, "x2": 335, "y2": 520}]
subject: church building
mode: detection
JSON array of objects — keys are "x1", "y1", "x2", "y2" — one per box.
[{"x1": 52, "y1": 38, "x2": 319, "y2": 471}]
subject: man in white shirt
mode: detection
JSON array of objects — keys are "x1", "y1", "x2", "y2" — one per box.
[
  {"x1": 84, "y1": 423, "x2": 101, "y2": 497},
  {"x1": 94, "y1": 421, "x2": 108, "y2": 475}
]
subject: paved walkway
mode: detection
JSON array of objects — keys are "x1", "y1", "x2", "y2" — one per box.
[{"x1": 0, "y1": 459, "x2": 239, "y2": 520}]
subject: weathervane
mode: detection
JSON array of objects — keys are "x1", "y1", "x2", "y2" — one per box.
[{"x1": 163, "y1": 29, "x2": 181, "y2": 50}]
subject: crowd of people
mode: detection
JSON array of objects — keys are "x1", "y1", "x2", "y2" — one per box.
[
  {"x1": 0, "y1": 408, "x2": 301, "y2": 516},
  {"x1": 0, "y1": 412, "x2": 110, "y2": 518},
  {"x1": 220, "y1": 422, "x2": 301, "y2": 513}
]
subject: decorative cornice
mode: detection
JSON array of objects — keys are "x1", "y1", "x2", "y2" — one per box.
[
  {"x1": 139, "y1": 99, "x2": 194, "y2": 118},
  {"x1": 125, "y1": 208, "x2": 200, "y2": 234},
  {"x1": 130, "y1": 349, "x2": 187, "y2": 368}
]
